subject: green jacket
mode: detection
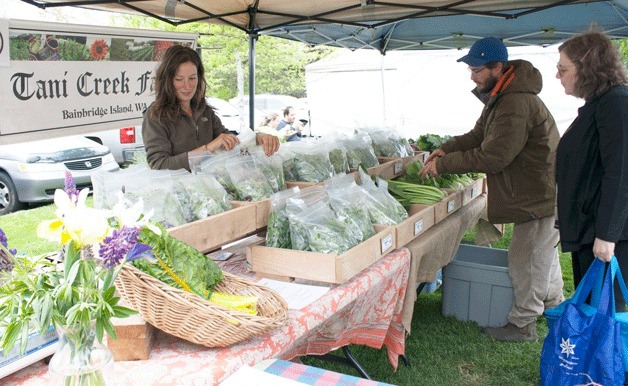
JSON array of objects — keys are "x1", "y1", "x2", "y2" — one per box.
[{"x1": 436, "y1": 60, "x2": 559, "y2": 224}]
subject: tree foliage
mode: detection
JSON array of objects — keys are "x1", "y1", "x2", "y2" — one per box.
[{"x1": 117, "y1": 16, "x2": 336, "y2": 100}]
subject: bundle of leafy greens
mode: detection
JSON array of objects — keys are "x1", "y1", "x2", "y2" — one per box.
[
  {"x1": 416, "y1": 134, "x2": 452, "y2": 153},
  {"x1": 326, "y1": 175, "x2": 375, "y2": 242},
  {"x1": 251, "y1": 149, "x2": 286, "y2": 193},
  {"x1": 136, "y1": 224, "x2": 224, "y2": 297},
  {"x1": 357, "y1": 168, "x2": 408, "y2": 225},
  {"x1": 328, "y1": 147, "x2": 350, "y2": 175},
  {"x1": 402, "y1": 160, "x2": 481, "y2": 189},
  {"x1": 265, "y1": 187, "x2": 300, "y2": 249},
  {"x1": 172, "y1": 174, "x2": 232, "y2": 222},
  {"x1": 344, "y1": 133, "x2": 379, "y2": 169},
  {"x1": 227, "y1": 155, "x2": 274, "y2": 201},
  {"x1": 293, "y1": 152, "x2": 335, "y2": 182}
]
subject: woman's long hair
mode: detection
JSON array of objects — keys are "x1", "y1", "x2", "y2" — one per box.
[
  {"x1": 559, "y1": 30, "x2": 628, "y2": 101},
  {"x1": 149, "y1": 45, "x2": 208, "y2": 124}
]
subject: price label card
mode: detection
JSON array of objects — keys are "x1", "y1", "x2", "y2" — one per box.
[
  {"x1": 394, "y1": 161, "x2": 402, "y2": 174},
  {"x1": 471, "y1": 186, "x2": 478, "y2": 198},
  {"x1": 381, "y1": 234, "x2": 393, "y2": 253},
  {"x1": 447, "y1": 200, "x2": 455, "y2": 213},
  {"x1": 423, "y1": 153, "x2": 429, "y2": 162},
  {"x1": 414, "y1": 219, "x2": 424, "y2": 236}
]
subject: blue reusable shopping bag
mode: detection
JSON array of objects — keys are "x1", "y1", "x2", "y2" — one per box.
[{"x1": 540, "y1": 258, "x2": 625, "y2": 385}]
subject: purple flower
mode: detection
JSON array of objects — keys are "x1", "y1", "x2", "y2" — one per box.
[
  {"x1": 64, "y1": 171, "x2": 80, "y2": 205},
  {"x1": 0, "y1": 228, "x2": 17, "y2": 257},
  {"x1": 99, "y1": 226, "x2": 153, "y2": 268}
]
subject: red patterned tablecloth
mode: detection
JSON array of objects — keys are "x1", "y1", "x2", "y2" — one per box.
[{"x1": 3, "y1": 246, "x2": 410, "y2": 386}]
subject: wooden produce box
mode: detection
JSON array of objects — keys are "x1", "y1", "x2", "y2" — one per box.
[
  {"x1": 285, "y1": 180, "x2": 323, "y2": 190},
  {"x1": 414, "y1": 150, "x2": 430, "y2": 163},
  {"x1": 167, "y1": 204, "x2": 258, "y2": 253},
  {"x1": 366, "y1": 159, "x2": 404, "y2": 180},
  {"x1": 107, "y1": 313, "x2": 155, "y2": 361},
  {"x1": 231, "y1": 199, "x2": 271, "y2": 230},
  {"x1": 246, "y1": 225, "x2": 396, "y2": 284},
  {"x1": 393, "y1": 204, "x2": 436, "y2": 248},
  {"x1": 462, "y1": 178, "x2": 485, "y2": 205},
  {"x1": 413, "y1": 190, "x2": 463, "y2": 225}
]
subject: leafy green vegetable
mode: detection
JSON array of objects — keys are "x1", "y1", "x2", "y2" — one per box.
[
  {"x1": 416, "y1": 134, "x2": 452, "y2": 153},
  {"x1": 136, "y1": 225, "x2": 224, "y2": 297}
]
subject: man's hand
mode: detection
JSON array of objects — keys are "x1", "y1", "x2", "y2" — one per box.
[
  {"x1": 256, "y1": 133, "x2": 280, "y2": 156},
  {"x1": 423, "y1": 148, "x2": 446, "y2": 164},
  {"x1": 419, "y1": 160, "x2": 440, "y2": 178},
  {"x1": 593, "y1": 237, "x2": 615, "y2": 262},
  {"x1": 205, "y1": 133, "x2": 239, "y2": 152}
]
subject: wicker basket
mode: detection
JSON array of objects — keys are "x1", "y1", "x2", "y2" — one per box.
[{"x1": 115, "y1": 264, "x2": 289, "y2": 347}]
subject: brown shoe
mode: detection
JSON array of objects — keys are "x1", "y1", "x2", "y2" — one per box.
[{"x1": 482, "y1": 322, "x2": 538, "y2": 342}]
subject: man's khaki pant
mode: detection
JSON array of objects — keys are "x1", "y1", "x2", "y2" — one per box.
[{"x1": 507, "y1": 215, "x2": 564, "y2": 327}]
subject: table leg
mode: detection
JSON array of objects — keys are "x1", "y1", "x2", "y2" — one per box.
[
  {"x1": 312, "y1": 345, "x2": 372, "y2": 379},
  {"x1": 400, "y1": 354, "x2": 411, "y2": 367}
]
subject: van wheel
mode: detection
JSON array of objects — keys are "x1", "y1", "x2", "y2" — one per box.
[{"x1": 0, "y1": 172, "x2": 25, "y2": 216}]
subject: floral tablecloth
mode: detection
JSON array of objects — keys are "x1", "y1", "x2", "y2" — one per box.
[{"x1": 4, "y1": 245, "x2": 410, "y2": 386}]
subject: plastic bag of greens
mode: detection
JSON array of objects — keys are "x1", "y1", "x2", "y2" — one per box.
[
  {"x1": 287, "y1": 195, "x2": 357, "y2": 254},
  {"x1": 197, "y1": 149, "x2": 241, "y2": 199},
  {"x1": 266, "y1": 187, "x2": 300, "y2": 249},
  {"x1": 323, "y1": 136, "x2": 350, "y2": 175},
  {"x1": 285, "y1": 187, "x2": 329, "y2": 251},
  {"x1": 290, "y1": 140, "x2": 335, "y2": 182},
  {"x1": 172, "y1": 173, "x2": 232, "y2": 222},
  {"x1": 276, "y1": 143, "x2": 298, "y2": 181},
  {"x1": 227, "y1": 154, "x2": 274, "y2": 201},
  {"x1": 250, "y1": 147, "x2": 286, "y2": 193},
  {"x1": 343, "y1": 132, "x2": 379, "y2": 169},
  {"x1": 325, "y1": 175, "x2": 374, "y2": 242},
  {"x1": 237, "y1": 127, "x2": 257, "y2": 150},
  {"x1": 91, "y1": 163, "x2": 150, "y2": 209},
  {"x1": 357, "y1": 167, "x2": 408, "y2": 225},
  {"x1": 368, "y1": 128, "x2": 408, "y2": 158},
  {"x1": 123, "y1": 169, "x2": 189, "y2": 228}
]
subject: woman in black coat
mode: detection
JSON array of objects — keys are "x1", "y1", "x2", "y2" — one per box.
[{"x1": 555, "y1": 30, "x2": 628, "y2": 289}]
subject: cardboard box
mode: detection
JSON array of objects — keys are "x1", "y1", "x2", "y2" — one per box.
[
  {"x1": 167, "y1": 204, "x2": 258, "y2": 253},
  {"x1": 107, "y1": 313, "x2": 156, "y2": 361},
  {"x1": 393, "y1": 204, "x2": 436, "y2": 248},
  {"x1": 246, "y1": 225, "x2": 396, "y2": 284}
]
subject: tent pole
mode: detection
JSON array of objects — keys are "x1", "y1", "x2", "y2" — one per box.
[{"x1": 248, "y1": 33, "x2": 257, "y2": 131}]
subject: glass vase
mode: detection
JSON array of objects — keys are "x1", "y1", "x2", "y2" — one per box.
[{"x1": 48, "y1": 322, "x2": 114, "y2": 386}]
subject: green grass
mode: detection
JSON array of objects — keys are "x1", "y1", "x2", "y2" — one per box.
[{"x1": 1, "y1": 208, "x2": 575, "y2": 385}]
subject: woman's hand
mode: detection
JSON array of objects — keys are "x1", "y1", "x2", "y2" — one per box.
[
  {"x1": 593, "y1": 237, "x2": 615, "y2": 262},
  {"x1": 256, "y1": 133, "x2": 280, "y2": 156},
  {"x1": 206, "y1": 133, "x2": 239, "y2": 152}
]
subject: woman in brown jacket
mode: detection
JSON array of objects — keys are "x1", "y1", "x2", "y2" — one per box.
[{"x1": 142, "y1": 45, "x2": 279, "y2": 171}]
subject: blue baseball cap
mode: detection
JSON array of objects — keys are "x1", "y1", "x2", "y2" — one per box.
[{"x1": 457, "y1": 37, "x2": 508, "y2": 67}]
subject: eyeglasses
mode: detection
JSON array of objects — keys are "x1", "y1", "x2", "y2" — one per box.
[
  {"x1": 468, "y1": 66, "x2": 488, "y2": 75},
  {"x1": 556, "y1": 63, "x2": 574, "y2": 77}
]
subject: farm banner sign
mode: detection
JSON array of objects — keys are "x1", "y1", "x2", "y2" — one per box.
[{"x1": 0, "y1": 19, "x2": 197, "y2": 144}]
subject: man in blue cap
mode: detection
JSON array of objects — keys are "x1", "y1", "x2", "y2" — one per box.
[{"x1": 420, "y1": 37, "x2": 564, "y2": 342}]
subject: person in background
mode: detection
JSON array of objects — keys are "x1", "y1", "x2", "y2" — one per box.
[
  {"x1": 256, "y1": 112, "x2": 283, "y2": 139},
  {"x1": 554, "y1": 31, "x2": 628, "y2": 298},
  {"x1": 275, "y1": 106, "x2": 303, "y2": 142},
  {"x1": 142, "y1": 45, "x2": 279, "y2": 171},
  {"x1": 419, "y1": 37, "x2": 564, "y2": 342}
]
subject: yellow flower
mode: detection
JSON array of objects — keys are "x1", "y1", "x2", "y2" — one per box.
[{"x1": 37, "y1": 188, "x2": 111, "y2": 247}]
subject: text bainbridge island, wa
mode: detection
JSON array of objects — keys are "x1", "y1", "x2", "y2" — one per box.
[{"x1": 62, "y1": 103, "x2": 147, "y2": 119}]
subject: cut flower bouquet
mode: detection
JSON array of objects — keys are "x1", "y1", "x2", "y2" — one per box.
[{"x1": 0, "y1": 172, "x2": 157, "y2": 384}]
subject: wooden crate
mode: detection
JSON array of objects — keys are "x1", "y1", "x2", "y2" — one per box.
[
  {"x1": 167, "y1": 204, "x2": 258, "y2": 253},
  {"x1": 414, "y1": 150, "x2": 430, "y2": 163},
  {"x1": 246, "y1": 225, "x2": 396, "y2": 284},
  {"x1": 462, "y1": 178, "x2": 485, "y2": 205},
  {"x1": 107, "y1": 313, "x2": 155, "y2": 361},
  {"x1": 285, "y1": 181, "x2": 322, "y2": 189},
  {"x1": 366, "y1": 159, "x2": 404, "y2": 180},
  {"x1": 413, "y1": 190, "x2": 463, "y2": 225},
  {"x1": 393, "y1": 204, "x2": 436, "y2": 248},
  {"x1": 231, "y1": 199, "x2": 270, "y2": 230}
]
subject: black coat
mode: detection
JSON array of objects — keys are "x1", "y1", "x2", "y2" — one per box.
[{"x1": 555, "y1": 85, "x2": 628, "y2": 252}]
